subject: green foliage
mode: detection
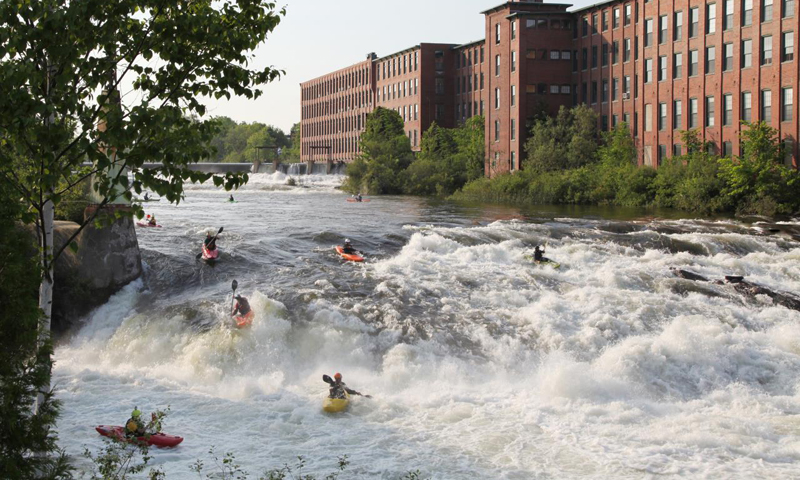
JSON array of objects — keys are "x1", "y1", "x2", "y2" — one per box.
[
  {"x1": 0, "y1": 184, "x2": 71, "y2": 480},
  {"x1": 208, "y1": 117, "x2": 291, "y2": 164},
  {"x1": 343, "y1": 108, "x2": 413, "y2": 194},
  {"x1": 284, "y1": 123, "x2": 302, "y2": 162},
  {"x1": 83, "y1": 440, "x2": 163, "y2": 480},
  {"x1": 524, "y1": 105, "x2": 599, "y2": 172},
  {"x1": 718, "y1": 121, "x2": 800, "y2": 215}
]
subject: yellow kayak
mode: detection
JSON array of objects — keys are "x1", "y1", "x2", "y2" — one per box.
[{"x1": 322, "y1": 392, "x2": 349, "y2": 413}]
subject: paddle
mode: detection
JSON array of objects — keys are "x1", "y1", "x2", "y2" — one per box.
[
  {"x1": 196, "y1": 227, "x2": 224, "y2": 259},
  {"x1": 322, "y1": 374, "x2": 372, "y2": 398},
  {"x1": 230, "y1": 280, "x2": 238, "y2": 314}
]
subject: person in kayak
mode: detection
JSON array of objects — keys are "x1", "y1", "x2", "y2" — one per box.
[
  {"x1": 231, "y1": 294, "x2": 251, "y2": 318},
  {"x1": 204, "y1": 232, "x2": 217, "y2": 251},
  {"x1": 342, "y1": 239, "x2": 358, "y2": 255},
  {"x1": 356, "y1": 193, "x2": 362, "y2": 202},
  {"x1": 229, "y1": 194, "x2": 235, "y2": 202},
  {"x1": 144, "y1": 192, "x2": 150, "y2": 201},
  {"x1": 125, "y1": 407, "x2": 146, "y2": 438},
  {"x1": 533, "y1": 245, "x2": 545, "y2": 262},
  {"x1": 327, "y1": 373, "x2": 366, "y2": 399},
  {"x1": 147, "y1": 214, "x2": 157, "y2": 227}
]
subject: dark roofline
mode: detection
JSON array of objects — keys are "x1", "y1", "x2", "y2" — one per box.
[
  {"x1": 453, "y1": 38, "x2": 486, "y2": 50},
  {"x1": 506, "y1": 10, "x2": 573, "y2": 18},
  {"x1": 570, "y1": 0, "x2": 617, "y2": 14},
  {"x1": 481, "y1": 1, "x2": 573, "y2": 15}
]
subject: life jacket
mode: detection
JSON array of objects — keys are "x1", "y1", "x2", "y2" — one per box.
[{"x1": 235, "y1": 298, "x2": 251, "y2": 315}]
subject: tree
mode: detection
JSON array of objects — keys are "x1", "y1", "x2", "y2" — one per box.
[
  {"x1": 344, "y1": 107, "x2": 413, "y2": 194},
  {"x1": 718, "y1": 121, "x2": 800, "y2": 215},
  {"x1": 284, "y1": 123, "x2": 302, "y2": 162},
  {"x1": 0, "y1": 0, "x2": 284, "y2": 420},
  {"x1": 524, "y1": 105, "x2": 599, "y2": 172},
  {"x1": 0, "y1": 184, "x2": 71, "y2": 479}
]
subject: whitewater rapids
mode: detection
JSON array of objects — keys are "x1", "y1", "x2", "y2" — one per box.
[{"x1": 53, "y1": 173, "x2": 800, "y2": 479}]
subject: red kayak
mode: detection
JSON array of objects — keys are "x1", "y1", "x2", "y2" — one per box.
[
  {"x1": 335, "y1": 245, "x2": 364, "y2": 262},
  {"x1": 136, "y1": 222, "x2": 162, "y2": 228},
  {"x1": 95, "y1": 425, "x2": 183, "y2": 448},
  {"x1": 202, "y1": 244, "x2": 219, "y2": 261},
  {"x1": 235, "y1": 310, "x2": 254, "y2": 328},
  {"x1": 346, "y1": 198, "x2": 370, "y2": 203}
]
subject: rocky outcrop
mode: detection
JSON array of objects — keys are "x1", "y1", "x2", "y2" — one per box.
[
  {"x1": 672, "y1": 268, "x2": 800, "y2": 312},
  {"x1": 50, "y1": 205, "x2": 142, "y2": 334}
]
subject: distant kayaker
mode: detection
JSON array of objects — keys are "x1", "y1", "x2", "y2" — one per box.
[
  {"x1": 327, "y1": 373, "x2": 367, "y2": 399},
  {"x1": 533, "y1": 246, "x2": 544, "y2": 262},
  {"x1": 229, "y1": 194, "x2": 235, "y2": 202},
  {"x1": 356, "y1": 193, "x2": 362, "y2": 202},
  {"x1": 204, "y1": 232, "x2": 217, "y2": 251},
  {"x1": 342, "y1": 239, "x2": 357, "y2": 255},
  {"x1": 147, "y1": 214, "x2": 157, "y2": 227},
  {"x1": 231, "y1": 294, "x2": 251, "y2": 318},
  {"x1": 124, "y1": 407, "x2": 146, "y2": 438},
  {"x1": 144, "y1": 192, "x2": 150, "y2": 201}
]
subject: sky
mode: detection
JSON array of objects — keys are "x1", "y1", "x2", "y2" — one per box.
[{"x1": 204, "y1": 0, "x2": 598, "y2": 133}]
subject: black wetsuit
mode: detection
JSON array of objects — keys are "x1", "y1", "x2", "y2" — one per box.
[
  {"x1": 534, "y1": 248, "x2": 544, "y2": 261},
  {"x1": 204, "y1": 236, "x2": 217, "y2": 250},
  {"x1": 329, "y1": 381, "x2": 359, "y2": 399},
  {"x1": 342, "y1": 245, "x2": 356, "y2": 254},
  {"x1": 232, "y1": 298, "x2": 251, "y2": 316}
]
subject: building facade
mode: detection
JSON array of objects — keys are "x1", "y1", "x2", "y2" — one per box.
[{"x1": 300, "y1": 0, "x2": 798, "y2": 173}]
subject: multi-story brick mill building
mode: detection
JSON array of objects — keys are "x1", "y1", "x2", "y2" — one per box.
[{"x1": 300, "y1": 0, "x2": 798, "y2": 176}]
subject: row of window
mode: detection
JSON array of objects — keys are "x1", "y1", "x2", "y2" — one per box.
[
  {"x1": 301, "y1": 136, "x2": 360, "y2": 157},
  {"x1": 304, "y1": 113, "x2": 368, "y2": 138},
  {"x1": 640, "y1": 34, "x2": 794, "y2": 84},
  {"x1": 644, "y1": 138, "x2": 795, "y2": 167},
  {"x1": 376, "y1": 51, "x2": 419, "y2": 81},
  {"x1": 303, "y1": 67, "x2": 371, "y2": 101},
  {"x1": 303, "y1": 90, "x2": 372, "y2": 119},
  {"x1": 377, "y1": 79, "x2": 419, "y2": 102},
  {"x1": 455, "y1": 45, "x2": 484, "y2": 69},
  {"x1": 581, "y1": 0, "x2": 795, "y2": 40}
]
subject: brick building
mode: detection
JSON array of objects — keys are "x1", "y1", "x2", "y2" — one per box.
[{"x1": 300, "y1": 0, "x2": 798, "y2": 174}]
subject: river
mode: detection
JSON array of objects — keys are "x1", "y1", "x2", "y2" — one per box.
[{"x1": 53, "y1": 172, "x2": 800, "y2": 479}]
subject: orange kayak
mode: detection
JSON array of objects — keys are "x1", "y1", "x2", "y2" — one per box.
[
  {"x1": 335, "y1": 245, "x2": 364, "y2": 262},
  {"x1": 235, "y1": 310, "x2": 254, "y2": 328}
]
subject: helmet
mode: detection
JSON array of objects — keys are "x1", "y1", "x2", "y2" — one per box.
[
  {"x1": 334, "y1": 372, "x2": 342, "y2": 381},
  {"x1": 131, "y1": 407, "x2": 141, "y2": 418},
  {"x1": 344, "y1": 239, "x2": 351, "y2": 244},
  {"x1": 235, "y1": 295, "x2": 242, "y2": 300},
  {"x1": 146, "y1": 215, "x2": 150, "y2": 218},
  {"x1": 207, "y1": 232, "x2": 212, "y2": 236}
]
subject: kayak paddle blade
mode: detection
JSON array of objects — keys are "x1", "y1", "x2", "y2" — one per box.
[
  {"x1": 232, "y1": 280, "x2": 238, "y2": 292},
  {"x1": 322, "y1": 374, "x2": 333, "y2": 385}
]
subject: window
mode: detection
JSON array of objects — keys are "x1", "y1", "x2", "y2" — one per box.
[
  {"x1": 722, "y1": 141, "x2": 733, "y2": 156},
  {"x1": 602, "y1": 80, "x2": 609, "y2": 102},
  {"x1": 583, "y1": 48, "x2": 588, "y2": 69},
  {"x1": 624, "y1": 38, "x2": 631, "y2": 62},
  {"x1": 511, "y1": 51, "x2": 516, "y2": 72},
  {"x1": 551, "y1": 50, "x2": 561, "y2": 60},
  {"x1": 480, "y1": 100, "x2": 484, "y2": 115},
  {"x1": 582, "y1": 16, "x2": 589, "y2": 36},
  {"x1": 645, "y1": 104, "x2": 653, "y2": 131},
  {"x1": 572, "y1": 50, "x2": 578, "y2": 71},
  {"x1": 592, "y1": 46, "x2": 598, "y2": 68},
  {"x1": 689, "y1": 50, "x2": 699, "y2": 76},
  {"x1": 645, "y1": 58, "x2": 653, "y2": 82},
  {"x1": 602, "y1": 44, "x2": 609, "y2": 66},
  {"x1": 762, "y1": 35, "x2": 773, "y2": 65},
  {"x1": 435, "y1": 78, "x2": 444, "y2": 95},
  {"x1": 723, "y1": 43, "x2": 734, "y2": 70},
  {"x1": 742, "y1": 92, "x2": 752, "y2": 121},
  {"x1": 689, "y1": 98, "x2": 699, "y2": 128},
  {"x1": 625, "y1": 4, "x2": 632, "y2": 25},
  {"x1": 550, "y1": 84, "x2": 560, "y2": 94},
  {"x1": 511, "y1": 119, "x2": 516, "y2": 140},
  {"x1": 674, "y1": 11, "x2": 683, "y2": 40},
  {"x1": 561, "y1": 85, "x2": 571, "y2": 94},
  {"x1": 659, "y1": 15, "x2": 668, "y2": 44},
  {"x1": 659, "y1": 103, "x2": 667, "y2": 130},
  {"x1": 674, "y1": 100, "x2": 683, "y2": 129},
  {"x1": 659, "y1": 56, "x2": 667, "y2": 81},
  {"x1": 724, "y1": 0, "x2": 734, "y2": 28},
  {"x1": 689, "y1": 7, "x2": 699, "y2": 37},
  {"x1": 784, "y1": 32, "x2": 795, "y2": 61},
  {"x1": 481, "y1": 47, "x2": 485, "y2": 63},
  {"x1": 592, "y1": 13, "x2": 599, "y2": 34},
  {"x1": 623, "y1": 75, "x2": 631, "y2": 95},
  {"x1": 511, "y1": 20, "x2": 517, "y2": 39},
  {"x1": 613, "y1": 77, "x2": 619, "y2": 100},
  {"x1": 511, "y1": 151, "x2": 516, "y2": 171},
  {"x1": 782, "y1": 87, "x2": 793, "y2": 121},
  {"x1": 706, "y1": 46, "x2": 716, "y2": 74},
  {"x1": 724, "y1": 94, "x2": 733, "y2": 125},
  {"x1": 495, "y1": 55, "x2": 501, "y2": 76},
  {"x1": 614, "y1": 7, "x2": 620, "y2": 28},
  {"x1": 674, "y1": 144, "x2": 682, "y2": 156},
  {"x1": 495, "y1": 88, "x2": 500, "y2": 109},
  {"x1": 495, "y1": 23, "x2": 501, "y2": 44},
  {"x1": 707, "y1": 4, "x2": 717, "y2": 34},
  {"x1": 511, "y1": 85, "x2": 516, "y2": 106},
  {"x1": 602, "y1": 115, "x2": 609, "y2": 131},
  {"x1": 480, "y1": 73, "x2": 485, "y2": 89},
  {"x1": 591, "y1": 81, "x2": 598, "y2": 103},
  {"x1": 612, "y1": 114, "x2": 618, "y2": 127},
  {"x1": 645, "y1": 18, "x2": 653, "y2": 46},
  {"x1": 785, "y1": 0, "x2": 796, "y2": 18},
  {"x1": 762, "y1": 89, "x2": 772, "y2": 120},
  {"x1": 674, "y1": 52, "x2": 683, "y2": 78},
  {"x1": 743, "y1": 0, "x2": 753, "y2": 25},
  {"x1": 494, "y1": 120, "x2": 500, "y2": 141},
  {"x1": 706, "y1": 96, "x2": 715, "y2": 126},
  {"x1": 763, "y1": 0, "x2": 773, "y2": 21},
  {"x1": 742, "y1": 39, "x2": 752, "y2": 67},
  {"x1": 658, "y1": 145, "x2": 667, "y2": 165},
  {"x1": 613, "y1": 40, "x2": 619, "y2": 63},
  {"x1": 603, "y1": 11, "x2": 609, "y2": 30}
]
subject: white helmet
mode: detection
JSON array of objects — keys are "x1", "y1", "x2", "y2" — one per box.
[{"x1": 344, "y1": 239, "x2": 351, "y2": 244}]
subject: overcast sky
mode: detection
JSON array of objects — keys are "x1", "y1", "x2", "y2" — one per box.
[{"x1": 203, "y1": 0, "x2": 598, "y2": 133}]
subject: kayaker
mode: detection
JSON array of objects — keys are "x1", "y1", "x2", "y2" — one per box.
[
  {"x1": 342, "y1": 239, "x2": 357, "y2": 255},
  {"x1": 147, "y1": 214, "x2": 157, "y2": 227},
  {"x1": 229, "y1": 194, "x2": 235, "y2": 202},
  {"x1": 356, "y1": 193, "x2": 362, "y2": 202},
  {"x1": 204, "y1": 232, "x2": 217, "y2": 251},
  {"x1": 144, "y1": 192, "x2": 150, "y2": 201},
  {"x1": 124, "y1": 407, "x2": 146, "y2": 438},
  {"x1": 327, "y1": 373, "x2": 367, "y2": 399},
  {"x1": 231, "y1": 294, "x2": 251, "y2": 318},
  {"x1": 533, "y1": 246, "x2": 544, "y2": 262}
]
